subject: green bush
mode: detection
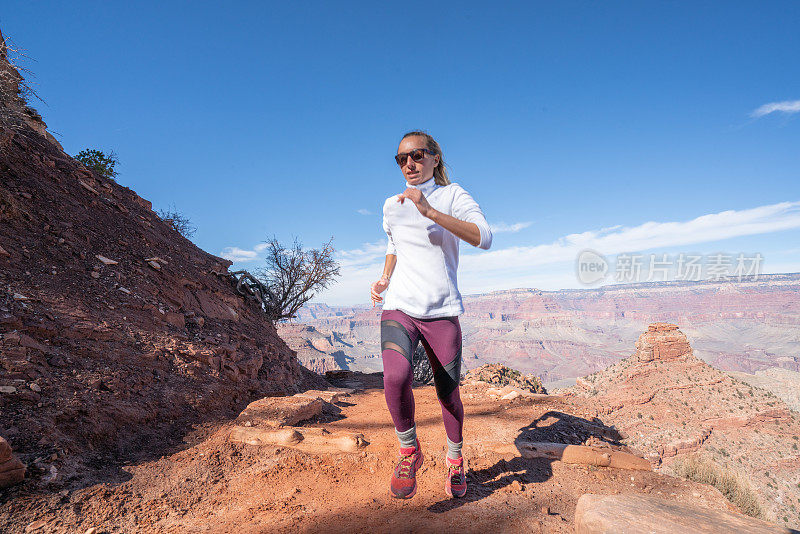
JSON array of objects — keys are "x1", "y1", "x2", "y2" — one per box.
[{"x1": 74, "y1": 149, "x2": 119, "y2": 180}]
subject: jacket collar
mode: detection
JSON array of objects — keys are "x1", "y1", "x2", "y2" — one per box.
[{"x1": 407, "y1": 177, "x2": 439, "y2": 197}]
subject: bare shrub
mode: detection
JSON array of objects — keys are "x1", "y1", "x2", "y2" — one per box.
[
  {"x1": 672, "y1": 454, "x2": 764, "y2": 519},
  {"x1": 255, "y1": 236, "x2": 340, "y2": 322},
  {"x1": 413, "y1": 343, "x2": 434, "y2": 385},
  {"x1": 0, "y1": 29, "x2": 44, "y2": 129},
  {"x1": 157, "y1": 205, "x2": 197, "y2": 239}
]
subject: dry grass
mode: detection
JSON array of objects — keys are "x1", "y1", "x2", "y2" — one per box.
[{"x1": 672, "y1": 454, "x2": 764, "y2": 519}]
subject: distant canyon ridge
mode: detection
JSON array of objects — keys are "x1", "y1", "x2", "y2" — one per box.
[{"x1": 278, "y1": 273, "x2": 800, "y2": 393}]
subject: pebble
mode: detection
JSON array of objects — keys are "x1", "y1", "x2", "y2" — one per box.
[
  {"x1": 501, "y1": 391, "x2": 520, "y2": 401},
  {"x1": 0, "y1": 386, "x2": 17, "y2": 394},
  {"x1": 541, "y1": 505, "x2": 550, "y2": 515},
  {"x1": 95, "y1": 255, "x2": 118, "y2": 265},
  {"x1": 29, "y1": 383, "x2": 42, "y2": 393},
  {"x1": 25, "y1": 520, "x2": 47, "y2": 532}
]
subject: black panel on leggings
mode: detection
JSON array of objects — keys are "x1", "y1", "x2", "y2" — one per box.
[{"x1": 381, "y1": 319, "x2": 415, "y2": 364}]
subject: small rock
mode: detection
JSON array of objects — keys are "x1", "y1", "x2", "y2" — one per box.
[
  {"x1": 147, "y1": 260, "x2": 161, "y2": 270},
  {"x1": 12, "y1": 293, "x2": 29, "y2": 301},
  {"x1": 0, "y1": 386, "x2": 17, "y2": 394},
  {"x1": 509, "y1": 480, "x2": 524, "y2": 492},
  {"x1": 78, "y1": 180, "x2": 98, "y2": 194},
  {"x1": 501, "y1": 391, "x2": 520, "y2": 401},
  {"x1": 118, "y1": 287, "x2": 131, "y2": 294},
  {"x1": 145, "y1": 256, "x2": 168, "y2": 265},
  {"x1": 541, "y1": 505, "x2": 550, "y2": 515},
  {"x1": 25, "y1": 520, "x2": 47, "y2": 532},
  {"x1": 90, "y1": 272, "x2": 100, "y2": 279},
  {"x1": 95, "y1": 255, "x2": 118, "y2": 265},
  {"x1": 19, "y1": 192, "x2": 32, "y2": 199},
  {"x1": 0, "y1": 245, "x2": 8, "y2": 256},
  {"x1": 85, "y1": 528, "x2": 99, "y2": 534},
  {"x1": 29, "y1": 383, "x2": 41, "y2": 393}
]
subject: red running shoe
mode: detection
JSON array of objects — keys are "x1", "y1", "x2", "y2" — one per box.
[
  {"x1": 445, "y1": 455, "x2": 467, "y2": 498},
  {"x1": 389, "y1": 440, "x2": 424, "y2": 499}
]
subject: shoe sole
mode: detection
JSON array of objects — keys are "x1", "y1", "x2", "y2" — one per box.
[{"x1": 389, "y1": 452, "x2": 424, "y2": 499}]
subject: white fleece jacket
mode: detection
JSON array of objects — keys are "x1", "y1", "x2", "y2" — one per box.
[{"x1": 381, "y1": 177, "x2": 492, "y2": 319}]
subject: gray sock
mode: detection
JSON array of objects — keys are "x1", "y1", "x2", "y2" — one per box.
[
  {"x1": 395, "y1": 425, "x2": 418, "y2": 449},
  {"x1": 447, "y1": 437, "x2": 463, "y2": 460}
]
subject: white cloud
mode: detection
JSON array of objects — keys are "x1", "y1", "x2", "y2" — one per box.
[
  {"x1": 357, "y1": 208, "x2": 372, "y2": 215},
  {"x1": 490, "y1": 221, "x2": 532, "y2": 233},
  {"x1": 335, "y1": 240, "x2": 387, "y2": 269},
  {"x1": 751, "y1": 100, "x2": 800, "y2": 118},
  {"x1": 218, "y1": 246, "x2": 260, "y2": 262},
  {"x1": 460, "y1": 200, "x2": 800, "y2": 274},
  {"x1": 316, "y1": 199, "x2": 800, "y2": 305}
]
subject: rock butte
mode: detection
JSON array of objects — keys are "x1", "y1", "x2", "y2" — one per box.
[{"x1": 568, "y1": 323, "x2": 800, "y2": 523}]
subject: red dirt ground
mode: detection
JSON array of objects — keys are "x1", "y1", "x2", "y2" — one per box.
[{"x1": 2, "y1": 374, "x2": 734, "y2": 533}]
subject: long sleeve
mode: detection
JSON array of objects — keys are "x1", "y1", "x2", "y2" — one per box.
[
  {"x1": 451, "y1": 184, "x2": 493, "y2": 250},
  {"x1": 383, "y1": 207, "x2": 397, "y2": 255}
]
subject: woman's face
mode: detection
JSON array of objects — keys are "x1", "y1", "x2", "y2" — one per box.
[{"x1": 397, "y1": 136, "x2": 439, "y2": 185}]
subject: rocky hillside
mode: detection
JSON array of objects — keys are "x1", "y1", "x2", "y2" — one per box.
[
  {"x1": 567, "y1": 323, "x2": 800, "y2": 526},
  {"x1": 0, "y1": 28, "x2": 323, "y2": 491}
]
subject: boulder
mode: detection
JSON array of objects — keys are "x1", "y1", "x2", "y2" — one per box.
[
  {"x1": 574, "y1": 494, "x2": 789, "y2": 534},
  {"x1": 0, "y1": 436, "x2": 25, "y2": 488},
  {"x1": 235, "y1": 396, "x2": 323, "y2": 428}
]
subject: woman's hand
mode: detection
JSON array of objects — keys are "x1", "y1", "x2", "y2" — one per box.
[
  {"x1": 397, "y1": 188, "x2": 436, "y2": 219},
  {"x1": 370, "y1": 275, "x2": 391, "y2": 306}
]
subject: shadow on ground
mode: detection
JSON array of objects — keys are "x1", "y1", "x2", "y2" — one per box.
[{"x1": 428, "y1": 410, "x2": 624, "y2": 513}]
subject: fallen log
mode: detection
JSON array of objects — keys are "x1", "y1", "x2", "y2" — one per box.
[
  {"x1": 485, "y1": 440, "x2": 652, "y2": 470},
  {"x1": 516, "y1": 441, "x2": 651, "y2": 470},
  {"x1": 229, "y1": 426, "x2": 368, "y2": 454}
]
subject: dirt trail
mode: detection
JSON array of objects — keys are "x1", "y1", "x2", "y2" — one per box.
[{"x1": 2, "y1": 373, "x2": 734, "y2": 533}]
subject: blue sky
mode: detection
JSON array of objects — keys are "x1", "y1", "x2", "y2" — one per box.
[{"x1": 3, "y1": 2, "x2": 798, "y2": 305}]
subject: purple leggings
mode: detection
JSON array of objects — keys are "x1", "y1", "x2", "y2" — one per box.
[{"x1": 380, "y1": 309, "x2": 464, "y2": 443}]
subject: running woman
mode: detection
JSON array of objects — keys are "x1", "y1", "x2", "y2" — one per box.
[{"x1": 370, "y1": 130, "x2": 492, "y2": 499}]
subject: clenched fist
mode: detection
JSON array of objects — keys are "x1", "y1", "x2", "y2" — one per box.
[
  {"x1": 371, "y1": 275, "x2": 390, "y2": 306},
  {"x1": 397, "y1": 188, "x2": 436, "y2": 219}
]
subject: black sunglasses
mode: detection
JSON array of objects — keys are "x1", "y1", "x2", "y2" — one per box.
[{"x1": 395, "y1": 148, "x2": 435, "y2": 167}]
